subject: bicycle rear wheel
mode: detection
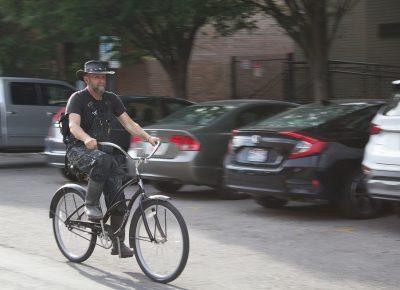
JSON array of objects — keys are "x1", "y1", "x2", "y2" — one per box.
[
  {"x1": 52, "y1": 188, "x2": 96, "y2": 262},
  {"x1": 130, "y1": 199, "x2": 189, "y2": 283}
]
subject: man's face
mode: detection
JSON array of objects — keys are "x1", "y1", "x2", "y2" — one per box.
[{"x1": 85, "y1": 74, "x2": 106, "y2": 95}]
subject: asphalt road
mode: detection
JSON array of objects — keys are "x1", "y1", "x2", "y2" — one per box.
[{"x1": 1, "y1": 153, "x2": 400, "y2": 290}]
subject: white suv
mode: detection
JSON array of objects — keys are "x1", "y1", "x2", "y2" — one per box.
[{"x1": 362, "y1": 81, "x2": 400, "y2": 206}]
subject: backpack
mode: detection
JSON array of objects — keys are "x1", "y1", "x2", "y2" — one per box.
[{"x1": 57, "y1": 111, "x2": 70, "y2": 144}]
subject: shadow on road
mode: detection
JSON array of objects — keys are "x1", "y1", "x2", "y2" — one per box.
[{"x1": 67, "y1": 262, "x2": 187, "y2": 290}]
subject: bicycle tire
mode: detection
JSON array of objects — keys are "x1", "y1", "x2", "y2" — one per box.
[
  {"x1": 52, "y1": 187, "x2": 97, "y2": 263},
  {"x1": 130, "y1": 199, "x2": 189, "y2": 283}
]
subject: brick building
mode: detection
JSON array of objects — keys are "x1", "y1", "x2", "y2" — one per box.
[
  {"x1": 115, "y1": 0, "x2": 400, "y2": 102},
  {"x1": 115, "y1": 15, "x2": 294, "y2": 102},
  {"x1": 292, "y1": 0, "x2": 400, "y2": 102}
]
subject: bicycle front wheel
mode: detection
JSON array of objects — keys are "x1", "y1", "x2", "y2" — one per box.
[
  {"x1": 130, "y1": 199, "x2": 189, "y2": 283},
  {"x1": 52, "y1": 188, "x2": 96, "y2": 263}
]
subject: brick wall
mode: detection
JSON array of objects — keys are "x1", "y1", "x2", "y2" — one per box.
[
  {"x1": 115, "y1": 62, "x2": 149, "y2": 96},
  {"x1": 115, "y1": 15, "x2": 294, "y2": 101}
]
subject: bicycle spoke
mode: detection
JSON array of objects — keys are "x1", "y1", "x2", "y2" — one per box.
[
  {"x1": 52, "y1": 190, "x2": 97, "y2": 262},
  {"x1": 131, "y1": 200, "x2": 189, "y2": 283}
]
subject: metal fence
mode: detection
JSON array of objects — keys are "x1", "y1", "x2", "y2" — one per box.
[{"x1": 231, "y1": 55, "x2": 400, "y2": 103}]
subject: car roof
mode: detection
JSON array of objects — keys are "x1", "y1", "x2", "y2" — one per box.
[
  {"x1": 120, "y1": 95, "x2": 195, "y2": 103},
  {"x1": 309, "y1": 99, "x2": 386, "y2": 106},
  {"x1": 192, "y1": 99, "x2": 298, "y2": 107},
  {"x1": 0, "y1": 76, "x2": 75, "y2": 85}
]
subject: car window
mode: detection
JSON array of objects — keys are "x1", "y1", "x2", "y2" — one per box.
[
  {"x1": 235, "y1": 105, "x2": 296, "y2": 128},
  {"x1": 383, "y1": 94, "x2": 400, "y2": 116},
  {"x1": 160, "y1": 105, "x2": 234, "y2": 126},
  {"x1": 10, "y1": 82, "x2": 40, "y2": 105},
  {"x1": 123, "y1": 99, "x2": 162, "y2": 126},
  {"x1": 163, "y1": 99, "x2": 192, "y2": 116},
  {"x1": 254, "y1": 103, "x2": 371, "y2": 128},
  {"x1": 324, "y1": 106, "x2": 381, "y2": 132},
  {"x1": 41, "y1": 83, "x2": 74, "y2": 106}
]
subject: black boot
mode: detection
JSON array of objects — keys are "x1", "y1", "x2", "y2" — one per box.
[
  {"x1": 85, "y1": 179, "x2": 104, "y2": 220},
  {"x1": 110, "y1": 215, "x2": 134, "y2": 258}
]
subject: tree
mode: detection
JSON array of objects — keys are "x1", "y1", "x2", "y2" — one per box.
[
  {"x1": 111, "y1": 0, "x2": 256, "y2": 99},
  {"x1": 0, "y1": 0, "x2": 255, "y2": 99},
  {"x1": 0, "y1": 1, "x2": 56, "y2": 77},
  {"x1": 243, "y1": 0, "x2": 358, "y2": 102}
]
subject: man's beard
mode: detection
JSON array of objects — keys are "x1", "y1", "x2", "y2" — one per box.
[{"x1": 91, "y1": 84, "x2": 105, "y2": 95}]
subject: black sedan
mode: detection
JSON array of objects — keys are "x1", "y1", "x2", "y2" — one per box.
[
  {"x1": 223, "y1": 99, "x2": 386, "y2": 218},
  {"x1": 131, "y1": 99, "x2": 298, "y2": 199}
]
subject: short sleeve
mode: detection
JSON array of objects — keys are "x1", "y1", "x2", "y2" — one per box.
[
  {"x1": 109, "y1": 93, "x2": 126, "y2": 117},
  {"x1": 66, "y1": 92, "x2": 84, "y2": 115}
]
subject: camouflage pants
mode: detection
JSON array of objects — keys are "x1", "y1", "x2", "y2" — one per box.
[{"x1": 66, "y1": 143, "x2": 127, "y2": 214}]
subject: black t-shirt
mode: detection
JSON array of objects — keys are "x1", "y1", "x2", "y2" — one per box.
[{"x1": 66, "y1": 88, "x2": 126, "y2": 143}]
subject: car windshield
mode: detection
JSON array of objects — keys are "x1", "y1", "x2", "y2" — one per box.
[
  {"x1": 253, "y1": 103, "x2": 371, "y2": 128},
  {"x1": 159, "y1": 105, "x2": 234, "y2": 125}
]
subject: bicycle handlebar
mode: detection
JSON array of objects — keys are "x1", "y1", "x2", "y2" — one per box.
[{"x1": 98, "y1": 141, "x2": 161, "y2": 162}]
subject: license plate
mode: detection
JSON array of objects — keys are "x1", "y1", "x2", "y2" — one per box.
[
  {"x1": 247, "y1": 148, "x2": 268, "y2": 162},
  {"x1": 145, "y1": 143, "x2": 167, "y2": 156}
]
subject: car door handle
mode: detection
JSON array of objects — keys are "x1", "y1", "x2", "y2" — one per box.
[
  {"x1": 6, "y1": 111, "x2": 16, "y2": 115},
  {"x1": 46, "y1": 112, "x2": 56, "y2": 117}
]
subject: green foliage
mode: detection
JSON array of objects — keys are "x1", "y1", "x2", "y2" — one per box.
[{"x1": 0, "y1": 0, "x2": 256, "y2": 94}]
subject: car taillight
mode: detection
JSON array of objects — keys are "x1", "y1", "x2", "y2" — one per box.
[
  {"x1": 48, "y1": 108, "x2": 65, "y2": 138},
  {"x1": 170, "y1": 135, "x2": 201, "y2": 151},
  {"x1": 227, "y1": 129, "x2": 238, "y2": 154},
  {"x1": 369, "y1": 123, "x2": 381, "y2": 135},
  {"x1": 131, "y1": 136, "x2": 143, "y2": 145},
  {"x1": 362, "y1": 165, "x2": 371, "y2": 175},
  {"x1": 280, "y1": 131, "x2": 327, "y2": 159}
]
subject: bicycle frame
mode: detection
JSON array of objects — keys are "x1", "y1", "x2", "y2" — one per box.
[{"x1": 53, "y1": 141, "x2": 166, "y2": 247}]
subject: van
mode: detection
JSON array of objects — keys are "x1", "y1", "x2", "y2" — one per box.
[{"x1": 0, "y1": 77, "x2": 75, "y2": 152}]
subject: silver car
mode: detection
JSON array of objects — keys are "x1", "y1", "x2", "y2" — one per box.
[
  {"x1": 131, "y1": 99, "x2": 298, "y2": 199},
  {"x1": 0, "y1": 77, "x2": 75, "y2": 151},
  {"x1": 44, "y1": 95, "x2": 194, "y2": 180}
]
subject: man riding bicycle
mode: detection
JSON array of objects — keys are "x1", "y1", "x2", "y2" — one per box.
[{"x1": 65, "y1": 60, "x2": 159, "y2": 257}]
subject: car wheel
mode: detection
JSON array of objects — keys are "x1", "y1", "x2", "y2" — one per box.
[
  {"x1": 151, "y1": 181, "x2": 183, "y2": 194},
  {"x1": 253, "y1": 196, "x2": 288, "y2": 209},
  {"x1": 339, "y1": 170, "x2": 384, "y2": 219},
  {"x1": 215, "y1": 186, "x2": 250, "y2": 200}
]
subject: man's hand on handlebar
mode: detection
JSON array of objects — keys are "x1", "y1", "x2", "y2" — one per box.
[
  {"x1": 84, "y1": 137, "x2": 98, "y2": 150},
  {"x1": 147, "y1": 136, "x2": 160, "y2": 146}
]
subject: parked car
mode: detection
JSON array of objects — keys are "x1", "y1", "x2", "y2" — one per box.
[
  {"x1": 0, "y1": 77, "x2": 75, "y2": 152},
  {"x1": 44, "y1": 95, "x2": 194, "y2": 180},
  {"x1": 223, "y1": 99, "x2": 386, "y2": 218},
  {"x1": 362, "y1": 87, "x2": 400, "y2": 214},
  {"x1": 130, "y1": 99, "x2": 298, "y2": 199}
]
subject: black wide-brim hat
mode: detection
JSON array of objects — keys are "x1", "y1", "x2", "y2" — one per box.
[{"x1": 76, "y1": 60, "x2": 115, "y2": 81}]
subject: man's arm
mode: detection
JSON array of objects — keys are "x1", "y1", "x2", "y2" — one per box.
[
  {"x1": 69, "y1": 113, "x2": 98, "y2": 149},
  {"x1": 117, "y1": 112, "x2": 159, "y2": 146}
]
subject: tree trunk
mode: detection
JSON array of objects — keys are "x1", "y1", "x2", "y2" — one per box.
[
  {"x1": 309, "y1": 58, "x2": 330, "y2": 103},
  {"x1": 170, "y1": 66, "x2": 188, "y2": 99}
]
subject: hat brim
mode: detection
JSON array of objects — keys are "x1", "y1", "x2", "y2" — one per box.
[{"x1": 76, "y1": 69, "x2": 115, "y2": 81}]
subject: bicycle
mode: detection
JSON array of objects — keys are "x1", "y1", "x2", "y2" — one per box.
[{"x1": 49, "y1": 141, "x2": 190, "y2": 283}]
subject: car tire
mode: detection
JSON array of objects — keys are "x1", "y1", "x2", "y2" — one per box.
[
  {"x1": 151, "y1": 180, "x2": 183, "y2": 194},
  {"x1": 339, "y1": 170, "x2": 384, "y2": 219},
  {"x1": 215, "y1": 186, "x2": 250, "y2": 200},
  {"x1": 253, "y1": 196, "x2": 288, "y2": 209}
]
